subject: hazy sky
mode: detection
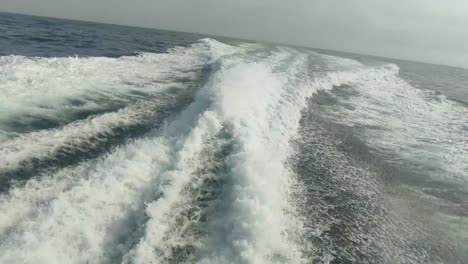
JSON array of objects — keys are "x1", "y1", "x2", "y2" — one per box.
[{"x1": 2, "y1": 0, "x2": 468, "y2": 68}]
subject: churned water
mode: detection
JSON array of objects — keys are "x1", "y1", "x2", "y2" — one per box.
[{"x1": 0, "y1": 12, "x2": 467, "y2": 264}]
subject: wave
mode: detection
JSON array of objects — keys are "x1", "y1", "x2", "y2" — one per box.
[
  {"x1": 0, "y1": 95, "x2": 191, "y2": 190},
  {"x1": 0, "y1": 38, "x2": 246, "y2": 264},
  {"x1": 0, "y1": 39, "x2": 241, "y2": 188},
  {"x1": 123, "y1": 43, "x2": 396, "y2": 264},
  {"x1": 0, "y1": 40, "x2": 215, "y2": 138},
  {"x1": 0, "y1": 38, "x2": 466, "y2": 264},
  {"x1": 319, "y1": 63, "x2": 468, "y2": 186}
]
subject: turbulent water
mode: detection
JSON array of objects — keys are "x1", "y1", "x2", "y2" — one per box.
[{"x1": 0, "y1": 13, "x2": 467, "y2": 264}]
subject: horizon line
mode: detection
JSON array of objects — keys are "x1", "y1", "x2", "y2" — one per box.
[{"x1": 1, "y1": 10, "x2": 466, "y2": 70}]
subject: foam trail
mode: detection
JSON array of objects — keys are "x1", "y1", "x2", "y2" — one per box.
[
  {"x1": 0, "y1": 99, "x2": 162, "y2": 170},
  {"x1": 122, "y1": 112, "x2": 223, "y2": 264},
  {"x1": 288, "y1": 56, "x2": 468, "y2": 263},
  {"x1": 0, "y1": 82, "x2": 202, "y2": 178},
  {"x1": 196, "y1": 64, "x2": 305, "y2": 264},
  {"x1": 0, "y1": 42, "x2": 216, "y2": 191},
  {"x1": 0, "y1": 162, "x2": 95, "y2": 236},
  {"x1": 321, "y1": 64, "x2": 468, "y2": 184},
  {"x1": 0, "y1": 95, "x2": 220, "y2": 248},
  {"x1": 0, "y1": 39, "x2": 239, "y2": 264},
  {"x1": 122, "y1": 50, "x2": 291, "y2": 263},
  {"x1": 124, "y1": 45, "x2": 372, "y2": 264},
  {"x1": 2, "y1": 38, "x2": 448, "y2": 264},
  {"x1": 193, "y1": 52, "x2": 367, "y2": 264},
  {"x1": 0, "y1": 136, "x2": 183, "y2": 263},
  {"x1": 0, "y1": 41, "x2": 211, "y2": 136}
]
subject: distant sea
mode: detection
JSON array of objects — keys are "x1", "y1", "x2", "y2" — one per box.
[{"x1": 0, "y1": 12, "x2": 467, "y2": 264}]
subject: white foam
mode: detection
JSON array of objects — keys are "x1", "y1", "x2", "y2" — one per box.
[
  {"x1": 0, "y1": 39, "x2": 411, "y2": 264},
  {"x1": 0, "y1": 38, "x2": 246, "y2": 172},
  {"x1": 0, "y1": 136, "x2": 177, "y2": 263},
  {"x1": 0, "y1": 39, "x2": 239, "y2": 264},
  {"x1": 120, "y1": 49, "x2": 289, "y2": 264},
  {"x1": 0, "y1": 96, "x2": 223, "y2": 260},
  {"x1": 196, "y1": 62, "x2": 304, "y2": 264},
  {"x1": 0, "y1": 100, "x2": 159, "y2": 170},
  {"x1": 322, "y1": 63, "x2": 468, "y2": 185},
  {"x1": 194, "y1": 49, "x2": 372, "y2": 264},
  {"x1": 125, "y1": 43, "x2": 372, "y2": 264},
  {"x1": 0, "y1": 41, "x2": 211, "y2": 136}
]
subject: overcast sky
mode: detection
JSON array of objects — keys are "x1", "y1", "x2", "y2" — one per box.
[{"x1": 2, "y1": 0, "x2": 468, "y2": 68}]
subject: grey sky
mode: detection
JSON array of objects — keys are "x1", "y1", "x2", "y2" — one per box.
[{"x1": 2, "y1": 0, "x2": 468, "y2": 68}]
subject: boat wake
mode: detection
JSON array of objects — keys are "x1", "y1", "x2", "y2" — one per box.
[{"x1": 0, "y1": 38, "x2": 466, "y2": 264}]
